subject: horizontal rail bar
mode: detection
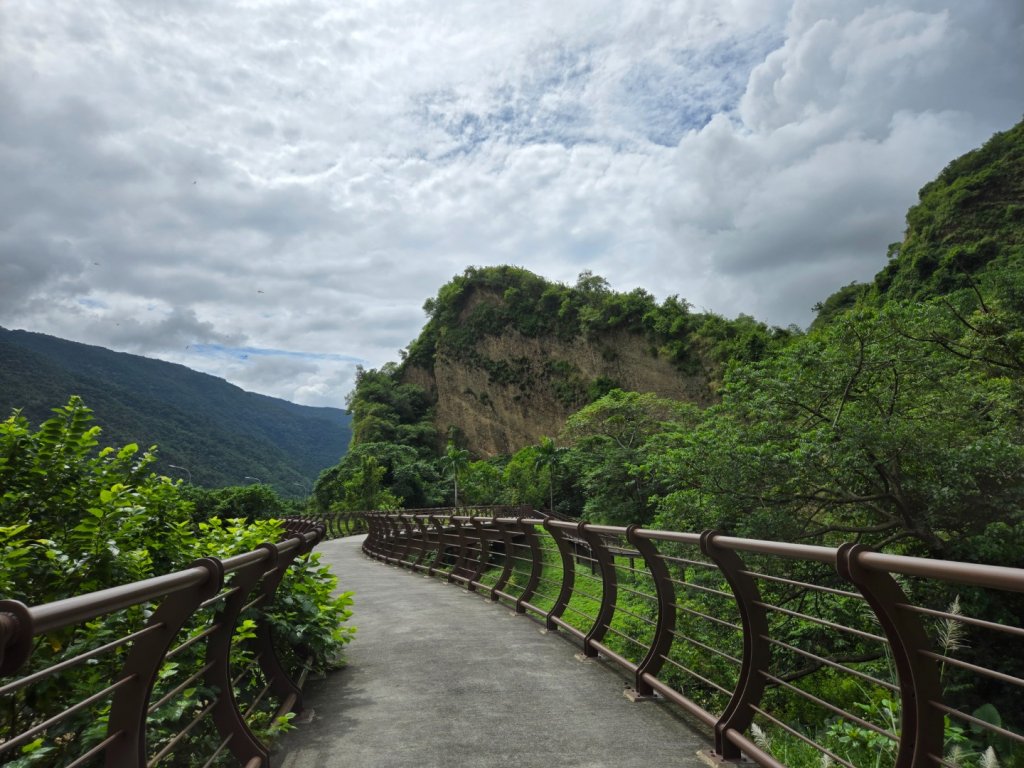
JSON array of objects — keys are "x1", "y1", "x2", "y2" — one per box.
[{"x1": 31, "y1": 567, "x2": 210, "y2": 635}]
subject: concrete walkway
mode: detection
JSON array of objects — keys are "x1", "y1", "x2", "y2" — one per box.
[{"x1": 272, "y1": 535, "x2": 711, "y2": 768}]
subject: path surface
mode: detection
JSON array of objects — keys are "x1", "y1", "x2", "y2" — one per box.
[{"x1": 273, "y1": 535, "x2": 711, "y2": 768}]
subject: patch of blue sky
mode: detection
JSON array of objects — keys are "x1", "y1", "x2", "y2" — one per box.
[
  {"x1": 77, "y1": 297, "x2": 108, "y2": 309},
  {"x1": 414, "y1": 44, "x2": 599, "y2": 159},
  {"x1": 623, "y1": 33, "x2": 785, "y2": 147},
  {"x1": 190, "y1": 343, "x2": 363, "y2": 364}
]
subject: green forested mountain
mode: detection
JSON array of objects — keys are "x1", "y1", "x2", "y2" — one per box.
[
  {"x1": 0, "y1": 328, "x2": 351, "y2": 492},
  {"x1": 812, "y1": 117, "x2": 1024, "y2": 325}
]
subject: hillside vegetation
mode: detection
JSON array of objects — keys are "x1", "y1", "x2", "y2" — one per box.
[
  {"x1": 813, "y1": 117, "x2": 1024, "y2": 325},
  {"x1": 399, "y1": 265, "x2": 794, "y2": 454},
  {"x1": 0, "y1": 328, "x2": 351, "y2": 491}
]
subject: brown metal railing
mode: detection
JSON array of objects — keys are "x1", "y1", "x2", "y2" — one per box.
[
  {"x1": 0, "y1": 517, "x2": 327, "y2": 767},
  {"x1": 311, "y1": 510, "x2": 367, "y2": 540},
  {"x1": 363, "y1": 511, "x2": 1024, "y2": 768}
]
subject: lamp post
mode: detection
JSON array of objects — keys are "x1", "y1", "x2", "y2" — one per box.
[
  {"x1": 168, "y1": 464, "x2": 192, "y2": 484},
  {"x1": 244, "y1": 476, "x2": 262, "y2": 485}
]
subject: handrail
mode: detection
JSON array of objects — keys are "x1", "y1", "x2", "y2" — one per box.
[
  {"x1": 362, "y1": 510, "x2": 1024, "y2": 768},
  {"x1": 0, "y1": 517, "x2": 327, "y2": 768}
]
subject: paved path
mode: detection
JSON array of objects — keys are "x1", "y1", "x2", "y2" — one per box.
[{"x1": 273, "y1": 535, "x2": 711, "y2": 768}]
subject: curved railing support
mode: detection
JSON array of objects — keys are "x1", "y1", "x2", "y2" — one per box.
[
  {"x1": 627, "y1": 527, "x2": 676, "y2": 698},
  {"x1": 699, "y1": 530, "x2": 770, "y2": 763},
  {"x1": 204, "y1": 545, "x2": 280, "y2": 767},
  {"x1": 836, "y1": 543, "x2": 944, "y2": 768},
  {"x1": 578, "y1": 525, "x2": 618, "y2": 658},
  {"x1": 543, "y1": 521, "x2": 577, "y2": 631},
  {"x1": 251, "y1": 533, "x2": 319, "y2": 716},
  {"x1": 427, "y1": 515, "x2": 447, "y2": 577},
  {"x1": 515, "y1": 517, "x2": 544, "y2": 614},
  {"x1": 105, "y1": 558, "x2": 225, "y2": 767}
]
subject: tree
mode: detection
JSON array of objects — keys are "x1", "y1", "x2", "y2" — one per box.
[
  {"x1": 0, "y1": 397, "x2": 356, "y2": 765},
  {"x1": 561, "y1": 389, "x2": 698, "y2": 525},
  {"x1": 651, "y1": 304, "x2": 1024, "y2": 560},
  {"x1": 442, "y1": 441, "x2": 470, "y2": 507},
  {"x1": 533, "y1": 436, "x2": 565, "y2": 514},
  {"x1": 314, "y1": 441, "x2": 441, "y2": 512},
  {"x1": 460, "y1": 459, "x2": 505, "y2": 505}
]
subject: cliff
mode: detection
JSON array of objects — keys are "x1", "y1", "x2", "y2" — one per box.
[{"x1": 392, "y1": 267, "x2": 784, "y2": 456}]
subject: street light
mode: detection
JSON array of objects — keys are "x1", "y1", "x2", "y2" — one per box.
[
  {"x1": 168, "y1": 464, "x2": 192, "y2": 484},
  {"x1": 244, "y1": 476, "x2": 262, "y2": 485}
]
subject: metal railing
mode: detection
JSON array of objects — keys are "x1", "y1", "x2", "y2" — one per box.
[
  {"x1": 362, "y1": 511, "x2": 1024, "y2": 768},
  {"x1": 0, "y1": 517, "x2": 328, "y2": 768}
]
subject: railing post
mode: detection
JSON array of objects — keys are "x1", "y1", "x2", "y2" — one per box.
[
  {"x1": 0, "y1": 600, "x2": 33, "y2": 678},
  {"x1": 250, "y1": 535, "x2": 314, "y2": 717},
  {"x1": 515, "y1": 517, "x2": 544, "y2": 614},
  {"x1": 427, "y1": 515, "x2": 447, "y2": 577},
  {"x1": 466, "y1": 518, "x2": 492, "y2": 591},
  {"x1": 448, "y1": 517, "x2": 470, "y2": 583},
  {"x1": 543, "y1": 521, "x2": 577, "y2": 631},
  {"x1": 626, "y1": 527, "x2": 677, "y2": 697},
  {"x1": 489, "y1": 519, "x2": 518, "y2": 601},
  {"x1": 578, "y1": 525, "x2": 617, "y2": 658},
  {"x1": 836, "y1": 543, "x2": 944, "y2": 768},
  {"x1": 699, "y1": 531, "x2": 770, "y2": 763},
  {"x1": 412, "y1": 513, "x2": 432, "y2": 567},
  {"x1": 410, "y1": 516, "x2": 432, "y2": 571},
  {"x1": 361, "y1": 513, "x2": 380, "y2": 558},
  {"x1": 382, "y1": 515, "x2": 402, "y2": 563},
  {"x1": 203, "y1": 545, "x2": 280, "y2": 767},
  {"x1": 105, "y1": 557, "x2": 224, "y2": 768},
  {"x1": 394, "y1": 515, "x2": 416, "y2": 566}
]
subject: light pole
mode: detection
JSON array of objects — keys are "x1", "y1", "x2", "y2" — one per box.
[
  {"x1": 168, "y1": 464, "x2": 192, "y2": 484},
  {"x1": 244, "y1": 476, "x2": 262, "y2": 485}
]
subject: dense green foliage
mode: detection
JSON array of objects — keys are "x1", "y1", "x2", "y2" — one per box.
[
  {"x1": 0, "y1": 398, "x2": 354, "y2": 766},
  {"x1": 313, "y1": 266, "x2": 793, "y2": 512},
  {"x1": 404, "y1": 265, "x2": 793, "y2": 401},
  {"x1": 0, "y1": 328, "x2": 351, "y2": 492},
  {"x1": 814, "y1": 118, "x2": 1024, "y2": 325}
]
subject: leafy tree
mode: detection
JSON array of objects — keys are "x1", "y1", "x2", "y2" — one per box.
[
  {"x1": 314, "y1": 441, "x2": 442, "y2": 512},
  {"x1": 652, "y1": 304, "x2": 1024, "y2": 560},
  {"x1": 345, "y1": 364, "x2": 435, "y2": 454},
  {"x1": 500, "y1": 445, "x2": 548, "y2": 509},
  {"x1": 533, "y1": 436, "x2": 565, "y2": 514},
  {"x1": 0, "y1": 397, "x2": 355, "y2": 765},
  {"x1": 561, "y1": 389, "x2": 698, "y2": 525},
  {"x1": 0, "y1": 397, "x2": 192, "y2": 599},
  {"x1": 460, "y1": 459, "x2": 505, "y2": 506},
  {"x1": 181, "y1": 482, "x2": 296, "y2": 523},
  {"x1": 441, "y1": 441, "x2": 470, "y2": 507}
]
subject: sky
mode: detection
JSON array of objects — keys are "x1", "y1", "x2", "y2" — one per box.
[{"x1": 1, "y1": 1, "x2": 1021, "y2": 408}]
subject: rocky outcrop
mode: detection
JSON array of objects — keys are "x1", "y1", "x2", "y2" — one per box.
[{"x1": 403, "y1": 328, "x2": 713, "y2": 456}]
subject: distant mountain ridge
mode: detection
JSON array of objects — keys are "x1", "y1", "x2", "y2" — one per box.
[{"x1": 0, "y1": 328, "x2": 351, "y2": 492}]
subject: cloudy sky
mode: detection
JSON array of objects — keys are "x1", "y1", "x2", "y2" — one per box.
[{"x1": 1, "y1": 1, "x2": 1021, "y2": 408}]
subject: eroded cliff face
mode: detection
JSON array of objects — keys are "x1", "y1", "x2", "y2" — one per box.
[{"x1": 402, "y1": 328, "x2": 714, "y2": 456}]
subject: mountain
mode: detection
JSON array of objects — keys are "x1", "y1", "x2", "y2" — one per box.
[
  {"x1": 0, "y1": 328, "x2": 351, "y2": 492},
  {"x1": 380, "y1": 266, "x2": 793, "y2": 456},
  {"x1": 352, "y1": 119, "x2": 1024, "y2": 461},
  {"x1": 812, "y1": 117, "x2": 1024, "y2": 325}
]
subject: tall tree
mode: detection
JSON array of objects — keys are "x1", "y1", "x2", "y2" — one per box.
[
  {"x1": 533, "y1": 436, "x2": 565, "y2": 514},
  {"x1": 442, "y1": 441, "x2": 470, "y2": 507}
]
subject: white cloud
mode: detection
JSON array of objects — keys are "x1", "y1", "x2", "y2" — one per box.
[{"x1": 0, "y1": 0, "x2": 1020, "y2": 406}]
